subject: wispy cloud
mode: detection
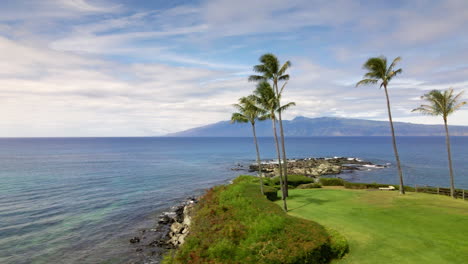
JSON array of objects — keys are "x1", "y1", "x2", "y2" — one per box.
[{"x1": 0, "y1": 0, "x2": 467, "y2": 136}]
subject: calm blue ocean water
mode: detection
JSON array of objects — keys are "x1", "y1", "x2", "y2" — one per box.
[{"x1": 0, "y1": 137, "x2": 467, "y2": 263}]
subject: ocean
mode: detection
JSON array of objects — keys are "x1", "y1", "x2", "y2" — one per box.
[{"x1": 0, "y1": 137, "x2": 467, "y2": 263}]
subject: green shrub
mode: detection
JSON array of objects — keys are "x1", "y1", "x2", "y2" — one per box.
[
  {"x1": 233, "y1": 175, "x2": 260, "y2": 184},
  {"x1": 270, "y1": 174, "x2": 314, "y2": 187},
  {"x1": 319, "y1": 177, "x2": 345, "y2": 186},
  {"x1": 326, "y1": 228, "x2": 349, "y2": 258},
  {"x1": 341, "y1": 180, "x2": 416, "y2": 192},
  {"x1": 401, "y1": 185, "x2": 416, "y2": 192},
  {"x1": 165, "y1": 175, "x2": 346, "y2": 263},
  {"x1": 263, "y1": 185, "x2": 279, "y2": 201},
  {"x1": 297, "y1": 183, "x2": 322, "y2": 189},
  {"x1": 343, "y1": 182, "x2": 392, "y2": 189}
]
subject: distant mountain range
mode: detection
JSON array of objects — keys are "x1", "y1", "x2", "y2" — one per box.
[{"x1": 166, "y1": 116, "x2": 468, "y2": 137}]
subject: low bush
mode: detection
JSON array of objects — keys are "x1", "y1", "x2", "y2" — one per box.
[
  {"x1": 297, "y1": 183, "x2": 322, "y2": 189},
  {"x1": 319, "y1": 177, "x2": 345, "y2": 186},
  {"x1": 263, "y1": 185, "x2": 279, "y2": 201},
  {"x1": 401, "y1": 185, "x2": 416, "y2": 192},
  {"x1": 343, "y1": 181, "x2": 392, "y2": 189},
  {"x1": 270, "y1": 174, "x2": 315, "y2": 187},
  {"x1": 164, "y1": 175, "x2": 347, "y2": 264},
  {"x1": 233, "y1": 174, "x2": 260, "y2": 184},
  {"x1": 326, "y1": 228, "x2": 349, "y2": 258},
  {"x1": 342, "y1": 182, "x2": 416, "y2": 191}
]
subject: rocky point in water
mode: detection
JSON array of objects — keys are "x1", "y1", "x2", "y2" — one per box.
[
  {"x1": 249, "y1": 157, "x2": 385, "y2": 177},
  {"x1": 127, "y1": 197, "x2": 197, "y2": 264}
]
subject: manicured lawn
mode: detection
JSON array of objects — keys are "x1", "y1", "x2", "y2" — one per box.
[{"x1": 279, "y1": 188, "x2": 468, "y2": 264}]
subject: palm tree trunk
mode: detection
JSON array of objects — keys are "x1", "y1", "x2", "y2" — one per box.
[
  {"x1": 444, "y1": 118, "x2": 455, "y2": 198},
  {"x1": 274, "y1": 80, "x2": 289, "y2": 197},
  {"x1": 277, "y1": 110, "x2": 289, "y2": 197},
  {"x1": 272, "y1": 118, "x2": 287, "y2": 211},
  {"x1": 383, "y1": 84, "x2": 405, "y2": 194},
  {"x1": 252, "y1": 123, "x2": 264, "y2": 195}
]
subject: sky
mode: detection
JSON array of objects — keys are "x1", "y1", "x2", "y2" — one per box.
[{"x1": 0, "y1": 0, "x2": 467, "y2": 137}]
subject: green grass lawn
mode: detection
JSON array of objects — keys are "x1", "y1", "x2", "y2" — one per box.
[{"x1": 279, "y1": 188, "x2": 468, "y2": 264}]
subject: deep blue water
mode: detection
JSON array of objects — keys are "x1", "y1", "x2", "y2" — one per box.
[{"x1": 0, "y1": 137, "x2": 467, "y2": 263}]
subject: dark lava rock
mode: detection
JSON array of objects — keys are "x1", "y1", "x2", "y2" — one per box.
[
  {"x1": 158, "y1": 214, "x2": 173, "y2": 225},
  {"x1": 249, "y1": 157, "x2": 377, "y2": 177},
  {"x1": 129, "y1": 237, "x2": 140, "y2": 244}
]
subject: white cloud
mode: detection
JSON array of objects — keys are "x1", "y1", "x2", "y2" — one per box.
[
  {"x1": 0, "y1": 0, "x2": 468, "y2": 136},
  {"x1": 0, "y1": 0, "x2": 120, "y2": 21}
]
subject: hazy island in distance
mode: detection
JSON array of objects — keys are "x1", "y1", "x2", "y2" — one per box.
[{"x1": 166, "y1": 116, "x2": 468, "y2": 137}]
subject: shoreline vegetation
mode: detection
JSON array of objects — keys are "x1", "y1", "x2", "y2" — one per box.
[
  {"x1": 148, "y1": 157, "x2": 468, "y2": 264},
  {"x1": 162, "y1": 176, "x2": 348, "y2": 264},
  {"x1": 160, "y1": 174, "x2": 467, "y2": 263}
]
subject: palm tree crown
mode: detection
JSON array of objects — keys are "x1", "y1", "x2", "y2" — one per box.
[
  {"x1": 248, "y1": 53, "x2": 291, "y2": 95},
  {"x1": 252, "y1": 82, "x2": 295, "y2": 117},
  {"x1": 356, "y1": 56, "x2": 402, "y2": 88},
  {"x1": 231, "y1": 96, "x2": 267, "y2": 125},
  {"x1": 412, "y1": 88, "x2": 466, "y2": 120}
]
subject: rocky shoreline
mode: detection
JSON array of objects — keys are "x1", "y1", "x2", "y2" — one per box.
[
  {"x1": 127, "y1": 157, "x2": 386, "y2": 263},
  {"x1": 127, "y1": 197, "x2": 198, "y2": 264},
  {"x1": 249, "y1": 157, "x2": 386, "y2": 177}
]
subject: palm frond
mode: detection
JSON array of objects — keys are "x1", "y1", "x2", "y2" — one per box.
[
  {"x1": 411, "y1": 105, "x2": 438, "y2": 116},
  {"x1": 253, "y1": 81, "x2": 278, "y2": 119},
  {"x1": 362, "y1": 57, "x2": 386, "y2": 79},
  {"x1": 452, "y1": 89, "x2": 465, "y2": 103},
  {"x1": 259, "y1": 53, "x2": 279, "y2": 74},
  {"x1": 356, "y1": 78, "x2": 378, "y2": 87},
  {"x1": 387, "y1": 56, "x2": 402, "y2": 75},
  {"x1": 258, "y1": 113, "x2": 270, "y2": 121},
  {"x1": 248, "y1": 75, "x2": 266, "y2": 82},
  {"x1": 388, "y1": 68, "x2": 403, "y2": 81},
  {"x1": 278, "y1": 102, "x2": 296, "y2": 113},
  {"x1": 231, "y1": 113, "x2": 249, "y2": 123},
  {"x1": 231, "y1": 94, "x2": 269, "y2": 125},
  {"x1": 452, "y1": 101, "x2": 467, "y2": 111},
  {"x1": 232, "y1": 103, "x2": 245, "y2": 113},
  {"x1": 253, "y1": 64, "x2": 269, "y2": 74},
  {"x1": 278, "y1": 61, "x2": 291, "y2": 76},
  {"x1": 279, "y1": 81, "x2": 288, "y2": 95}
]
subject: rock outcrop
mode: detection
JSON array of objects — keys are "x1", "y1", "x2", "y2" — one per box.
[
  {"x1": 128, "y1": 197, "x2": 197, "y2": 264},
  {"x1": 167, "y1": 199, "x2": 196, "y2": 246},
  {"x1": 250, "y1": 157, "x2": 375, "y2": 177}
]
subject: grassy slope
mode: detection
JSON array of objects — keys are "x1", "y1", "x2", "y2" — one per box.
[
  {"x1": 164, "y1": 177, "x2": 346, "y2": 264},
  {"x1": 279, "y1": 188, "x2": 468, "y2": 264}
]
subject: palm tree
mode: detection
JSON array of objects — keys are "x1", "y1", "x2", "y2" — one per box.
[
  {"x1": 412, "y1": 88, "x2": 467, "y2": 198},
  {"x1": 249, "y1": 53, "x2": 293, "y2": 196},
  {"x1": 253, "y1": 81, "x2": 295, "y2": 212},
  {"x1": 231, "y1": 96, "x2": 268, "y2": 195},
  {"x1": 356, "y1": 56, "x2": 405, "y2": 194}
]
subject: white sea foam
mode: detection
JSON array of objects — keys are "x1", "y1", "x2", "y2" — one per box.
[{"x1": 362, "y1": 164, "x2": 385, "y2": 169}]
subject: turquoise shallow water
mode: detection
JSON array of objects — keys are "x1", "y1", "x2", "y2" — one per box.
[{"x1": 0, "y1": 137, "x2": 467, "y2": 263}]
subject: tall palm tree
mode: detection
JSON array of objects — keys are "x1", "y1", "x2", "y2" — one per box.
[
  {"x1": 249, "y1": 53, "x2": 293, "y2": 196},
  {"x1": 231, "y1": 96, "x2": 268, "y2": 195},
  {"x1": 412, "y1": 88, "x2": 466, "y2": 198},
  {"x1": 356, "y1": 56, "x2": 405, "y2": 194},
  {"x1": 253, "y1": 81, "x2": 295, "y2": 212}
]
